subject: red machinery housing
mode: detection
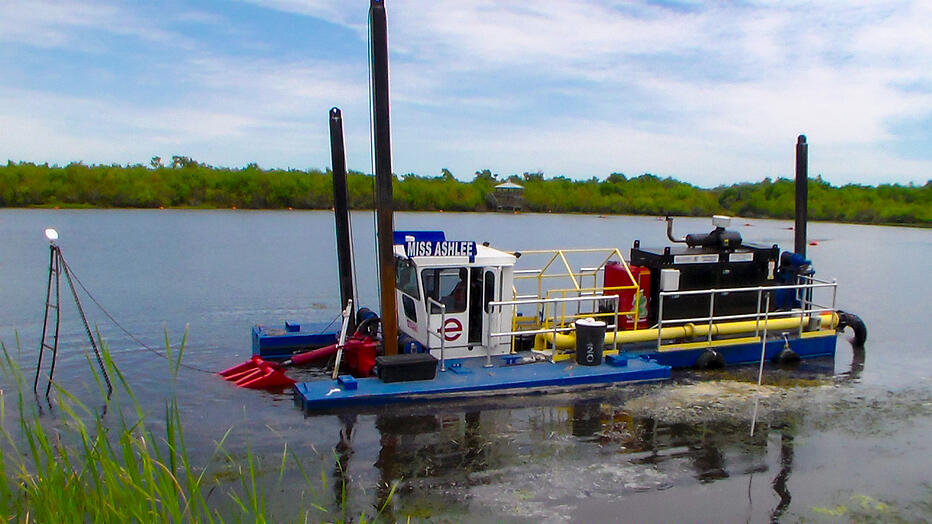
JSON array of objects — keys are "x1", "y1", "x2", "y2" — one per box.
[{"x1": 603, "y1": 261, "x2": 650, "y2": 330}]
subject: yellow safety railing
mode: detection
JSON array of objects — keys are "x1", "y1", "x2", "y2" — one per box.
[{"x1": 509, "y1": 247, "x2": 643, "y2": 335}]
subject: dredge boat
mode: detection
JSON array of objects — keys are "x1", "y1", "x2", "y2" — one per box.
[{"x1": 220, "y1": 0, "x2": 866, "y2": 412}]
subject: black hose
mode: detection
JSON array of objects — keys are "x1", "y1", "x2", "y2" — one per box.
[
  {"x1": 354, "y1": 315, "x2": 381, "y2": 338},
  {"x1": 837, "y1": 311, "x2": 867, "y2": 347}
]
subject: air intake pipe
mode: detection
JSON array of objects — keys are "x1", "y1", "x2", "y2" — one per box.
[{"x1": 666, "y1": 215, "x2": 743, "y2": 250}]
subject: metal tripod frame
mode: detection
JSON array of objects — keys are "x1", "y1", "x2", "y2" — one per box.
[{"x1": 35, "y1": 243, "x2": 113, "y2": 398}]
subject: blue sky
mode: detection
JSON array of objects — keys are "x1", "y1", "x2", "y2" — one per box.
[{"x1": 1, "y1": 0, "x2": 929, "y2": 187}]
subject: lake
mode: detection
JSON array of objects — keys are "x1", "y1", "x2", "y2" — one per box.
[{"x1": 1, "y1": 208, "x2": 930, "y2": 521}]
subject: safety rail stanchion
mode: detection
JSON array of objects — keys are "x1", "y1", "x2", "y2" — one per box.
[
  {"x1": 612, "y1": 295, "x2": 619, "y2": 353},
  {"x1": 657, "y1": 293, "x2": 665, "y2": 352},
  {"x1": 551, "y1": 302, "x2": 559, "y2": 361},
  {"x1": 755, "y1": 288, "x2": 763, "y2": 337},
  {"x1": 427, "y1": 297, "x2": 447, "y2": 372},
  {"x1": 798, "y1": 277, "x2": 806, "y2": 336},
  {"x1": 707, "y1": 291, "x2": 716, "y2": 344}
]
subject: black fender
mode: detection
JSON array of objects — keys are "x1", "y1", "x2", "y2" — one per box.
[
  {"x1": 774, "y1": 346, "x2": 800, "y2": 364},
  {"x1": 694, "y1": 349, "x2": 725, "y2": 369}
]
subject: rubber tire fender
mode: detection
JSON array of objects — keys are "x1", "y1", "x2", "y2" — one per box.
[
  {"x1": 774, "y1": 346, "x2": 800, "y2": 364},
  {"x1": 694, "y1": 349, "x2": 725, "y2": 370}
]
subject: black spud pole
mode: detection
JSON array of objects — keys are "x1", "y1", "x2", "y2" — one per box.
[
  {"x1": 794, "y1": 135, "x2": 808, "y2": 257},
  {"x1": 370, "y1": 0, "x2": 397, "y2": 354},
  {"x1": 329, "y1": 107, "x2": 356, "y2": 333}
]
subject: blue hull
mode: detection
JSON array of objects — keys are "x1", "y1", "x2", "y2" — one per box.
[
  {"x1": 294, "y1": 354, "x2": 670, "y2": 412},
  {"x1": 633, "y1": 333, "x2": 838, "y2": 368},
  {"x1": 292, "y1": 332, "x2": 837, "y2": 412}
]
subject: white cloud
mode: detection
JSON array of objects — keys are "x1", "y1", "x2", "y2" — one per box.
[
  {"x1": 380, "y1": 0, "x2": 932, "y2": 184},
  {"x1": 0, "y1": 0, "x2": 192, "y2": 51},
  {"x1": 0, "y1": 0, "x2": 929, "y2": 185},
  {"x1": 0, "y1": 48, "x2": 369, "y2": 169}
]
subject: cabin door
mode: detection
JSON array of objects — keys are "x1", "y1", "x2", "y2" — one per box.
[
  {"x1": 468, "y1": 268, "x2": 500, "y2": 348},
  {"x1": 422, "y1": 267, "x2": 473, "y2": 351}
]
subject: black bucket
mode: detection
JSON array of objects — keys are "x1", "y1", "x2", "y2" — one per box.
[{"x1": 574, "y1": 318, "x2": 606, "y2": 366}]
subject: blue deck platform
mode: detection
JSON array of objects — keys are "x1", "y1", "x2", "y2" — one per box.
[
  {"x1": 252, "y1": 322, "x2": 338, "y2": 359},
  {"x1": 294, "y1": 353, "x2": 670, "y2": 412}
]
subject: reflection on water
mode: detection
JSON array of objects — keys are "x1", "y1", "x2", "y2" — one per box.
[
  {"x1": 315, "y1": 387, "x2": 812, "y2": 521},
  {"x1": 771, "y1": 430, "x2": 794, "y2": 522},
  {"x1": 306, "y1": 349, "x2": 922, "y2": 522}
]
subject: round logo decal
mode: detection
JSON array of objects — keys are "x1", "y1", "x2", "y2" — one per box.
[{"x1": 442, "y1": 318, "x2": 463, "y2": 341}]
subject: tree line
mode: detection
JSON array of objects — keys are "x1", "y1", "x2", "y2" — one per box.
[{"x1": 1, "y1": 159, "x2": 928, "y2": 226}]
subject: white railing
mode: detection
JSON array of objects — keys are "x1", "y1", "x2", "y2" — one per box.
[
  {"x1": 655, "y1": 276, "x2": 838, "y2": 350},
  {"x1": 486, "y1": 294, "x2": 621, "y2": 361}
]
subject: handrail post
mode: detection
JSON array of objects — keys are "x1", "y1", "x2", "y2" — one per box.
[
  {"x1": 798, "y1": 277, "x2": 806, "y2": 336},
  {"x1": 427, "y1": 297, "x2": 447, "y2": 372},
  {"x1": 440, "y1": 303, "x2": 447, "y2": 371},
  {"x1": 657, "y1": 293, "x2": 664, "y2": 351},
  {"x1": 707, "y1": 291, "x2": 716, "y2": 344},
  {"x1": 831, "y1": 278, "x2": 837, "y2": 314},
  {"x1": 483, "y1": 295, "x2": 493, "y2": 369},
  {"x1": 612, "y1": 294, "x2": 619, "y2": 353},
  {"x1": 755, "y1": 288, "x2": 762, "y2": 337},
  {"x1": 551, "y1": 303, "x2": 559, "y2": 360}
]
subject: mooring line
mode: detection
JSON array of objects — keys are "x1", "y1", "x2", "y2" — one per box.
[
  {"x1": 60, "y1": 253, "x2": 113, "y2": 395},
  {"x1": 64, "y1": 259, "x2": 348, "y2": 376},
  {"x1": 59, "y1": 256, "x2": 217, "y2": 375}
]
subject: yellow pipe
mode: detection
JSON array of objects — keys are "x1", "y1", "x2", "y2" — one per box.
[{"x1": 534, "y1": 312, "x2": 839, "y2": 351}]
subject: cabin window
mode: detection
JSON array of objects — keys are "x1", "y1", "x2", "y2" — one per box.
[
  {"x1": 395, "y1": 258, "x2": 420, "y2": 299},
  {"x1": 484, "y1": 271, "x2": 496, "y2": 313},
  {"x1": 402, "y1": 294, "x2": 418, "y2": 322},
  {"x1": 422, "y1": 267, "x2": 468, "y2": 313}
]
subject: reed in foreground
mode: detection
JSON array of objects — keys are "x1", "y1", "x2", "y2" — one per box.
[{"x1": 0, "y1": 338, "x2": 396, "y2": 522}]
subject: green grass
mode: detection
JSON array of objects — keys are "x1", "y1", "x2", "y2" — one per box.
[{"x1": 0, "y1": 336, "x2": 397, "y2": 523}]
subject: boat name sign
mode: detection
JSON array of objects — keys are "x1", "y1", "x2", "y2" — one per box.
[{"x1": 405, "y1": 240, "x2": 477, "y2": 259}]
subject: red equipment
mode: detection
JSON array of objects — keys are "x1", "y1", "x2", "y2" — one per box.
[
  {"x1": 603, "y1": 261, "x2": 651, "y2": 330},
  {"x1": 218, "y1": 334, "x2": 379, "y2": 389}
]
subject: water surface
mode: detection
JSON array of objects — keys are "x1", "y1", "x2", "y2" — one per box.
[{"x1": 1, "y1": 209, "x2": 930, "y2": 521}]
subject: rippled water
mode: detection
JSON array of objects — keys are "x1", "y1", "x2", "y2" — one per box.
[{"x1": 1, "y1": 209, "x2": 930, "y2": 521}]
